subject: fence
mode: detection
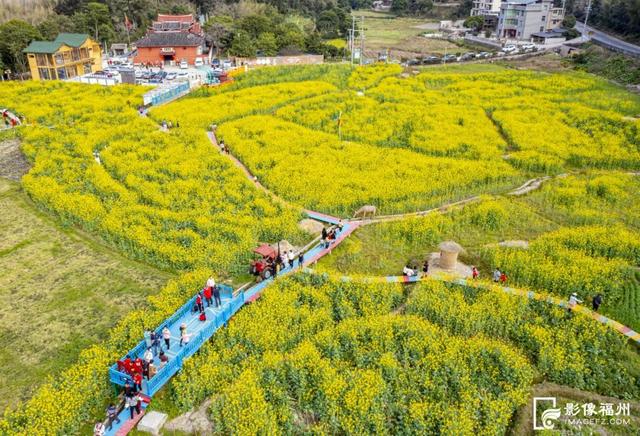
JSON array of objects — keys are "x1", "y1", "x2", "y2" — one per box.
[{"x1": 109, "y1": 284, "x2": 241, "y2": 396}]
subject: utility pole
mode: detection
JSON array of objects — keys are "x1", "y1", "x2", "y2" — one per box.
[
  {"x1": 583, "y1": 0, "x2": 593, "y2": 41},
  {"x1": 349, "y1": 16, "x2": 356, "y2": 66},
  {"x1": 359, "y1": 15, "x2": 365, "y2": 66}
]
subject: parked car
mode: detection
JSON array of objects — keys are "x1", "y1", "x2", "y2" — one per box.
[
  {"x1": 407, "y1": 58, "x2": 421, "y2": 66},
  {"x1": 459, "y1": 52, "x2": 476, "y2": 61},
  {"x1": 502, "y1": 45, "x2": 517, "y2": 54},
  {"x1": 179, "y1": 59, "x2": 188, "y2": 69},
  {"x1": 520, "y1": 43, "x2": 536, "y2": 52},
  {"x1": 477, "y1": 51, "x2": 491, "y2": 58},
  {"x1": 166, "y1": 72, "x2": 177, "y2": 80},
  {"x1": 177, "y1": 71, "x2": 189, "y2": 78},
  {"x1": 222, "y1": 60, "x2": 232, "y2": 70},
  {"x1": 422, "y1": 56, "x2": 440, "y2": 64},
  {"x1": 194, "y1": 58, "x2": 204, "y2": 67},
  {"x1": 211, "y1": 58, "x2": 220, "y2": 67},
  {"x1": 442, "y1": 54, "x2": 457, "y2": 62}
]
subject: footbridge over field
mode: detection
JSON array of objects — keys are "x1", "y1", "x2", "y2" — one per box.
[{"x1": 104, "y1": 212, "x2": 358, "y2": 436}]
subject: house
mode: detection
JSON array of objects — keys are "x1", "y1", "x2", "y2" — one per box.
[
  {"x1": 497, "y1": 0, "x2": 564, "y2": 40},
  {"x1": 531, "y1": 29, "x2": 566, "y2": 44},
  {"x1": 471, "y1": 0, "x2": 502, "y2": 17},
  {"x1": 133, "y1": 14, "x2": 205, "y2": 66},
  {"x1": 23, "y1": 33, "x2": 102, "y2": 81}
]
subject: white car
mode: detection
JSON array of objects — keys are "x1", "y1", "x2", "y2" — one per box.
[
  {"x1": 194, "y1": 58, "x2": 204, "y2": 67},
  {"x1": 502, "y1": 45, "x2": 517, "y2": 53},
  {"x1": 520, "y1": 43, "x2": 536, "y2": 52},
  {"x1": 166, "y1": 72, "x2": 177, "y2": 80},
  {"x1": 179, "y1": 60, "x2": 188, "y2": 69}
]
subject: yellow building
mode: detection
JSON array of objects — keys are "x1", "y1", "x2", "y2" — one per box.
[{"x1": 23, "y1": 33, "x2": 102, "y2": 80}]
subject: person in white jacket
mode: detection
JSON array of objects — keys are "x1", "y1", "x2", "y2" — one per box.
[{"x1": 568, "y1": 292, "x2": 583, "y2": 312}]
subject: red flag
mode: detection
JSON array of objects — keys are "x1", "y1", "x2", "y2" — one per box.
[{"x1": 124, "y1": 14, "x2": 132, "y2": 31}]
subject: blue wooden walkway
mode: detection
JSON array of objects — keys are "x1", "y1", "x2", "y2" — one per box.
[{"x1": 105, "y1": 212, "x2": 356, "y2": 435}]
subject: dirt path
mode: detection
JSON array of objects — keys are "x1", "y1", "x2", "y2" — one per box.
[
  {"x1": 0, "y1": 139, "x2": 30, "y2": 181},
  {"x1": 207, "y1": 131, "x2": 292, "y2": 209}
]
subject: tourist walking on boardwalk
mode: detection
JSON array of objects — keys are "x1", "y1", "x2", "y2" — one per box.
[
  {"x1": 288, "y1": 250, "x2": 295, "y2": 268},
  {"x1": 196, "y1": 293, "x2": 204, "y2": 313},
  {"x1": 206, "y1": 276, "x2": 216, "y2": 290},
  {"x1": 592, "y1": 294, "x2": 603, "y2": 312},
  {"x1": 162, "y1": 326, "x2": 171, "y2": 349},
  {"x1": 151, "y1": 331, "x2": 161, "y2": 354},
  {"x1": 472, "y1": 266, "x2": 479, "y2": 279},
  {"x1": 142, "y1": 359, "x2": 150, "y2": 380},
  {"x1": 93, "y1": 422, "x2": 105, "y2": 436},
  {"x1": 298, "y1": 251, "x2": 304, "y2": 269},
  {"x1": 204, "y1": 285, "x2": 213, "y2": 307},
  {"x1": 568, "y1": 292, "x2": 583, "y2": 313},
  {"x1": 106, "y1": 403, "x2": 120, "y2": 430},
  {"x1": 126, "y1": 395, "x2": 137, "y2": 419},
  {"x1": 143, "y1": 347, "x2": 153, "y2": 364},
  {"x1": 179, "y1": 323, "x2": 190, "y2": 346},
  {"x1": 493, "y1": 268, "x2": 501, "y2": 283},
  {"x1": 143, "y1": 330, "x2": 152, "y2": 349},
  {"x1": 213, "y1": 283, "x2": 222, "y2": 307},
  {"x1": 422, "y1": 260, "x2": 429, "y2": 275},
  {"x1": 337, "y1": 220, "x2": 344, "y2": 232},
  {"x1": 133, "y1": 357, "x2": 143, "y2": 375},
  {"x1": 133, "y1": 371, "x2": 143, "y2": 392},
  {"x1": 124, "y1": 381, "x2": 134, "y2": 397},
  {"x1": 159, "y1": 351, "x2": 169, "y2": 368},
  {"x1": 321, "y1": 227, "x2": 328, "y2": 248}
]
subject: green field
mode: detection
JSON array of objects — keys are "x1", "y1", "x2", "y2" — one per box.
[
  {"x1": 0, "y1": 178, "x2": 171, "y2": 409},
  {"x1": 351, "y1": 10, "x2": 461, "y2": 57}
]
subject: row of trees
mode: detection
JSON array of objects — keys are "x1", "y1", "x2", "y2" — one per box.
[
  {"x1": 566, "y1": 0, "x2": 640, "y2": 42},
  {"x1": 205, "y1": 3, "x2": 350, "y2": 58}
]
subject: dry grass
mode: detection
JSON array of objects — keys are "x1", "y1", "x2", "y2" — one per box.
[
  {"x1": 0, "y1": 178, "x2": 172, "y2": 410},
  {"x1": 0, "y1": 0, "x2": 55, "y2": 24}
]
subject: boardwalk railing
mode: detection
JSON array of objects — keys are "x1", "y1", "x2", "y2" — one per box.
[{"x1": 109, "y1": 284, "x2": 239, "y2": 397}]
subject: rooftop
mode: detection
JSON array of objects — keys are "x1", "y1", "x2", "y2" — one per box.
[
  {"x1": 54, "y1": 33, "x2": 90, "y2": 47},
  {"x1": 135, "y1": 32, "x2": 204, "y2": 48},
  {"x1": 23, "y1": 33, "x2": 91, "y2": 54}
]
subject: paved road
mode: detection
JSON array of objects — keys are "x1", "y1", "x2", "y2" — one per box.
[{"x1": 576, "y1": 22, "x2": 640, "y2": 57}]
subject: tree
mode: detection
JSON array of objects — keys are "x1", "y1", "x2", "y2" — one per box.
[
  {"x1": 85, "y1": 2, "x2": 114, "y2": 42},
  {"x1": 228, "y1": 31, "x2": 256, "y2": 57},
  {"x1": 238, "y1": 15, "x2": 272, "y2": 39},
  {"x1": 391, "y1": 0, "x2": 408, "y2": 15},
  {"x1": 562, "y1": 14, "x2": 577, "y2": 29},
  {"x1": 204, "y1": 16, "x2": 233, "y2": 57},
  {"x1": 256, "y1": 32, "x2": 278, "y2": 56},
  {"x1": 55, "y1": 0, "x2": 87, "y2": 16},
  {"x1": 276, "y1": 23, "x2": 305, "y2": 52},
  {"x1": 317, "y1": 10, "x2": 340, "y2": 38},
  {"x1": 37, "y1": 14, "x2": 75, "y2": 40},
  {"x1": 464, "y1": 15, "x2": 484, "y2": 32},
  {"x1": 0, "y1": 20, "x2": 41, "y2": 76}
]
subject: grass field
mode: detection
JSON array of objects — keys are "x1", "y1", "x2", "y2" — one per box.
[
  {"x1": 0, "y1": 178, "x2": 172, "y2": 410},
  {"x1": 351, "y1": 10, "x2": 461, "y2": 58}
]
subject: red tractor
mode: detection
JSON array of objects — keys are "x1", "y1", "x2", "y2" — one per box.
[{"x1": 249, "y1": 244, "x2": 277, "y2": 280}]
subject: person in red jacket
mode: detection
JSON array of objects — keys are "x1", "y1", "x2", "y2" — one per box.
[
  {"x1": 203, "y1": 286, "x2": 213, "y2": 307},
  {"x1": 499, "y1": 271, "x2": 507, "y2": 284},
  {"x1": 472, "y1": 266, "x2": 479, "y2": 279},
  {"x1": 133, "y1": 357, "x2": 143, "y2": 375},
  {"x1": 123, "y1": 355, "x2": 133, "y2": 375},
  {"x1": 133, "y1": 372, "x2": 142, "y2": 392},
  {"x1": 195, "y1": 293, "x2": 203, "y2": 313}
]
